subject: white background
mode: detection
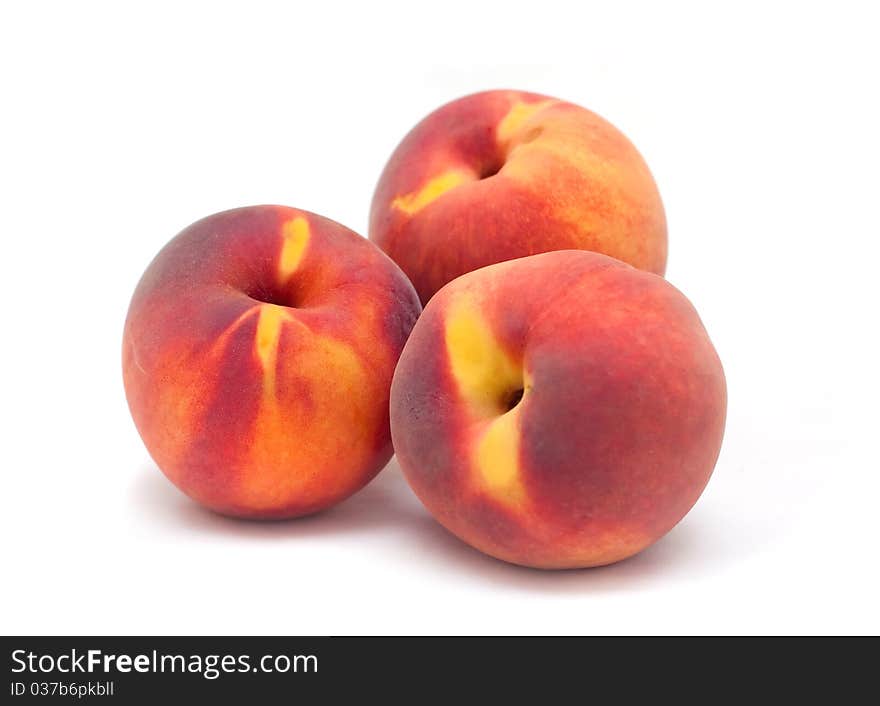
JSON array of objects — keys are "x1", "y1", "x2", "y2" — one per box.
[{"x1": 2, "y1": 1, "x2": 878, "y2": 635}]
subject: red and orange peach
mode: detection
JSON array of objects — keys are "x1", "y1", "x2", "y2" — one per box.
[
  {"x1": 123, "y1": 205, "x2": 421, "y2": 519},
  {"x1": 370, "y1": 89, "x2": 667, "y2": 304},
  {"x1": 390, "y1": 250, "x2": 726, "y2": 568}
]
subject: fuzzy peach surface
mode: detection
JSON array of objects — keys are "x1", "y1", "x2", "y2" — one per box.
[
  {"x1": 390, "y1": 250, "x2": 726, "y2": 569},
  {"x1": 370, "y1": 89, "x2": 667, "y2": 304},
  {"x1": 123, "y1": 206, "x2": 421, "y2": 519}
]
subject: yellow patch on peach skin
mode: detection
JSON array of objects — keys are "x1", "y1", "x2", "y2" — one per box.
[
  {"x1": 238, "y1": 329, "x2": 376, "y2": 514},
  {"x1": 444, "y1": 293, "x2": 529, "y2": 507},
  {"x1": 475, "y1": 408, "x2": 527, "y2": 506},
  {"x1": 279, "y1": 216, "x2": 310, "y2": 280},
  {"x1": 254, "y1": 304, "x2": 292, "y2": 396},
  {"x1": 391, "y1": 169, "x2": 473, "y2": 216},
  {"x1": 444, "y1": 293, "x2": 522, "y2": 417},
  {"x1": 496, "y1": 98, "x2": 557, "y2": 146}
]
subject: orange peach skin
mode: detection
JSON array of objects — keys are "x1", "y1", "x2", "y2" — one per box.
[
  {"x1": 390, "y1": 250, "x2": 725, "y2": 569},
  {"x1": 123, "y1": 206, "x2": 421, "y2": 519},
  {"x1": 370, "y1": 89, "x2": 667, "y2": 304}
]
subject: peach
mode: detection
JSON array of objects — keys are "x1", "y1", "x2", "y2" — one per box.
[
  {"x1": 123, "y1": 206, "x2": 421, "y2": 519},
  {"x1": 370, "y1": 89, "x2": 667, "y2": 304},
  {"x1": 390, "y1": 250, "x2": 725, "y2": 568}
]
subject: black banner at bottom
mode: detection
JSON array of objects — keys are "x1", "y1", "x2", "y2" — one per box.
[{"x1": 1, "y1": 636, "x2": 872, "y2": 701}]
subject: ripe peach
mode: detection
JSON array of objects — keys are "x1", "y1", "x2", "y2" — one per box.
[
  {"x1": 370, "y1": 89, "x2": 667, "y2": 304},
  {"x1": 123, "y1": 206, "x2": 421, "y2": 519},
  {"x1": 390, "y1": 250, "x2": 725, "y2": 568}
]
